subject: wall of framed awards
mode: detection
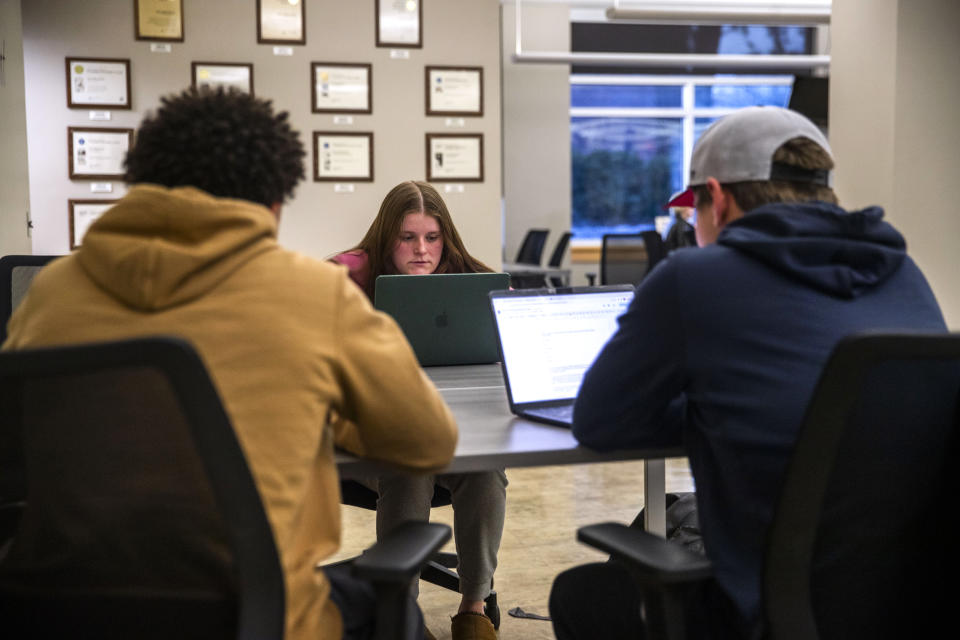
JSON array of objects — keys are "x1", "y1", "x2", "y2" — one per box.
[{"x1": 19, "y1": 0, "x2": 503, "y2": 267}]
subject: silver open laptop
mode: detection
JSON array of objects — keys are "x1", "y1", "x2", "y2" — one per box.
[{"x1": 488, "y1": 285, "x2": 635, "y2": 427}]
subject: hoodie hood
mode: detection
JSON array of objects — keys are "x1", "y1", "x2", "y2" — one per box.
[
  {"x1": 717, "y1": 202, "x2": 906, "y2": 299},
  {"x1": 77, "y1": 184, "x2": 278, "y2": 311}
]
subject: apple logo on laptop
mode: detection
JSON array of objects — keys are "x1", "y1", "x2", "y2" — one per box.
[{"x1": 435, "y1": 311, "x2": 449, "y2": 328}]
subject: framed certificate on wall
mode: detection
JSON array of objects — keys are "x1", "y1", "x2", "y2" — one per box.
[
  {"x1": 311, "y1": 62, "x2": 372, "y2": 114},
  {"x1": 425, "y1": 66, "x2": 483, "y2": 116},
  {"x1": 376, "y1": 0, "x2": 422, "y2": 48},
  {"x1": 426, "y1": 133, "x2": 483, "y2": 182},
  {"x1": 68, "y1": 127, "x2": 133, "y2": 180},
  {"x1": 192, "y1": 62, "x2": 254, "y2": 95},
  {"x1": 65, "y1": 57, "x2": 132, "y2": 109},
  {"x1": 313, "y1": 132, "x2": 374, "y2": 182},
  {"x1": 69, "y1": 199, "x2": 118, "y2": 249},
  {"x1": 257, "y1": 0, "x2": 306, "y2": 45},
  {"x1": 134, "y1": 0, "x2": 184, "y2": 42}
]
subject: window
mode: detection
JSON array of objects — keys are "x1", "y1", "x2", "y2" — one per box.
[
  {"x1": 571, "y1": 75, "x2": 794, "y2": 239},
  {"x1": 568, "y1": 21, "x2": 818, "y2": 241}
]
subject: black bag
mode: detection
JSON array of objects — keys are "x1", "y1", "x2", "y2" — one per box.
[{"x1": 628, "y1": 492, "x2": 704, "y2": 555}]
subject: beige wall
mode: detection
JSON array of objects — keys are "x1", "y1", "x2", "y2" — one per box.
[
  {"x1": 501, "y1": 2, "x2": 572, "y2": 269},
  {"x1": 0, "y1": 0, "x2": 31, "y2": 255},
  {"x1": 18, "y1": 0, "x2": 502, "y2": 267},
  {"x1": 831, "y1": 0, "x2": 960, "y2": 326}
]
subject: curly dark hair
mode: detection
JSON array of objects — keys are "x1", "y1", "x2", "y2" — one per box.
[{"x1": 124, "y1": 87, "x2": 305, "y2": 207}]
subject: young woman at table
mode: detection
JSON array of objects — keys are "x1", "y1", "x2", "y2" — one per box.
[{"x1": 332, "y1": 180, "x2": 505, "y2": 640}]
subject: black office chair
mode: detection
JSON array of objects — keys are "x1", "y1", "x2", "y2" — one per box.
[
  {"x1": 595, "y1": 233, "x2": 646, "y2": 286},
  {"x1": 514, "y1": 228, "x2": 550, "y2": 265},
  {"x1": 575, "y1": 332, "x2": 960, "y2": 639},
  {"x1": 0, "y1": 337, "x2": 451, "y2": 640},
  {"x1": 0, "y1": 255, "x2": 60, "y2": 344},
  {"x1": 547, "y1": 231, "x2": 573, "y2": 287},
  {"x1": 339, "y1": 478, "x2": 501, "y2": 629},
  {"x1": 640, "y1": 230, "x2": 667, "y2": 275}
]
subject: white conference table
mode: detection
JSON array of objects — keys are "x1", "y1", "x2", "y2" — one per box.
[
  {"x1": 336, "y1": 364, "x2": 683, "y2": 535},
  {"x1": 501, "y1": 262, "x2": 572, "y2": 287}
]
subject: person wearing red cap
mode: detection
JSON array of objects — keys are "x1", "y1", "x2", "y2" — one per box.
[{"x1": 549, "y1": 106, "x2": 947, "y2": 639}]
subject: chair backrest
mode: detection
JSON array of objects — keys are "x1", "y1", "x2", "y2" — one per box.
[
  {"x1": 763, "y1": 332, "x2": 960, "y2": 640},
  {"x1": 639, "y1": 230, "x2": 667, "y2": 274},
  {"x1": 600, "y1": 233, "x2": 647, "y2": 286},
  {"x1": 0, "y1": 337, "x2": 285, "y2": 640},
  {"x1": 547, "y1": 231, "x2": 573, "y2": 268},
  {"x1": 0, "y1": 255, "x2": 59, "y2": 344},
  {"x1": 514, "y1": 229, "x2": 550, "y2": 265}
]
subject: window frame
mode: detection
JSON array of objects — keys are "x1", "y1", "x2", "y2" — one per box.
[{"x1": 569, "y1": 74, "x2": 795, "y2": 251}]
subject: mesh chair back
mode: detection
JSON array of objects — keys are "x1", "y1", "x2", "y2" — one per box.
[
  {"x1": 764, "y1": 333, "x2": 960, "y2": 640},
  {"x1": 547, "y1": 232, "x2": 573, "y2": 268},
  {"x1": 0, "y1": 255, "x2": 59, "y2": 344},
  {"x1": 640, "y1": 231, "x2": 667, "y2": 274},
  {"x1": 0, "y1": 338, "x2": 284, "y2": 640},
  {"x1": 514, "y1": 229, "x2": 549, "y2": 265},
  {"x1": 600, "y1": 234, "x2": 647, "y2": 286}
]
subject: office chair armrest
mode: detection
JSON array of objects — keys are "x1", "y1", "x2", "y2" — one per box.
[
  {"x1": 578, "y1": 522, "x2": 713, "y2": 584},
  {"x1": 353, "y1": 521, "x2": 452, "y2": 584}
]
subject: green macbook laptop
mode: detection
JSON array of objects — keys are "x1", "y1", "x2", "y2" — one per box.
[{"x1": 374, "y1": 272, "x2": 511, "y2": 367}]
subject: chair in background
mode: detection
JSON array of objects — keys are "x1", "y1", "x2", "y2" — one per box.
[
  {"x1": 574, "y1": 332, "x2": 960, "y2": 639},
  {"x1": 339, "y1": 479, "x2": 501, "y2": 629},
  {"x1": 640, "y1": 230, "x2": 667, "y2": 275},
  {"x1": 547, "y1": 231, "x2": 573, "y2": 287},
  {"x1": 586, "y1": 232, "x2": 666, "y2": 287},
  {"x1": 0, "y1": 337, "x2": 451, "y2": 640},
  {"x1": 597, "y1": 233, "x2": 647, "y2": 286},
  {"x1": 0, "y1": 255, "x2": 59, "y2": 344},
  {"x1": 514, "y1": 228, "x2": 550, "y2": 265}
]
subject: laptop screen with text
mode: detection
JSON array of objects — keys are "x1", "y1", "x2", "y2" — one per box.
[{"x1": 490, "y1": 288, "x2": 634, "y2": 405}]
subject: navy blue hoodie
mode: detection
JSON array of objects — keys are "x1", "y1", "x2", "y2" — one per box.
[{"x1": 572, "y1": 201, "x2": 945, "y2": 636}]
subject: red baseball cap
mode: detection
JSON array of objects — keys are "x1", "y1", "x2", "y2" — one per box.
[{"x1": 665, "y1": 189, "x2": 695, "y2": 209}]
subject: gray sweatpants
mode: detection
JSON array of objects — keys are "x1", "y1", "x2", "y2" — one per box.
[{"x1": 365, "y1": 470, "x2": 508, "y2": 601}]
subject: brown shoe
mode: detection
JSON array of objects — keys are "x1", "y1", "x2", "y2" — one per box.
[{"x1": 450, "y1": 611, "x2": 497, "y2": 640}]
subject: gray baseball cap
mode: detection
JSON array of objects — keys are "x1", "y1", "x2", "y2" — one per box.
[{"x1": 666, "y1": 106, "x2": 832, "y2": 208}]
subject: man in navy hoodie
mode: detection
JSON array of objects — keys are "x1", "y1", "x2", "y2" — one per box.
[{"x1": 549, "y1": 106, "x2": 946, "y2": 639}]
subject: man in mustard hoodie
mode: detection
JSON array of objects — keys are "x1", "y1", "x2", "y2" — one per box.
[{"x1": 2, "y1": 88, "x2": 458, "y2": 640}]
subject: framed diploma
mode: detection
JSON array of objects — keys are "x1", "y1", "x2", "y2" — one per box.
[
  {"x1": 425, "y1": 66, "x2": 483, "y2": 116},
  {"x1": 313, "y1": 132, "x2": 374, "y2": 182},
  {"x1": 426, "y1": 134, "x2": 484, "y2": 182},
  {"x1": 376, "y1": 0, "x2": 422, "y2": 48},
  {"x1": 68, "y1": 127, "x2": 133, "y2": 180},
  {"x1": 311, "y1": 62, "x2": 372, "y2": 114},
  {"x1": 65, "y1": 57, "x2": 132, "y2": 110},
  {"x1": 134, "y1": 0, "x2": 184, "y2": 42},
  {"x1": 69, "y1": 199, "x2": 118, "y2": 249},
  {"x1": 192, "y1": 62, "x2": 254, "y2": 95},
  {"x1": 257, "y1": 0, "x2": 306, "y2": 45}
]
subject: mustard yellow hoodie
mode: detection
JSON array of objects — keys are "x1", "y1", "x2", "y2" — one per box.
[{"x1": 3, "y1": 184, "x2": 458, "y2": 639}]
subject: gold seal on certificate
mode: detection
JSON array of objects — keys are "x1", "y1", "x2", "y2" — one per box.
[
  {"x1": 192, "y1": 62, "x2": 254, "y2": 95},
  {"x1": 257, "y1": 0, "x2": 306, "y2": 45},
  {"x1": 426, "y1": 134, "x2": 483, "y2": 182},
  {"x1": 376, "y1": 0, "x2": 422, "y2": 48},
  {"x1": 135, "y1": 0, "x2": 184, "y2": 42},
  {"x1": 66, "y1": 58, "x2": 132, "y2": 110},
  {"x1": 68, "y1": 127, "x2": 134, "y2": 180},
  {"x1": 313, "y1": 132, "x2": 374, "y2": 182},
  {"x1": 69, "y1": 200, "x2": 118, "y2": 249},
  {"x1": 311, "y1": 63, "x2": 372, "y2": 114},
  {"x1": 426, "y1": 66, "x2": 483, "y2": 116}
]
